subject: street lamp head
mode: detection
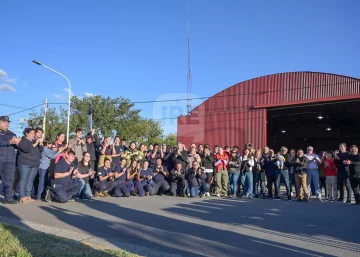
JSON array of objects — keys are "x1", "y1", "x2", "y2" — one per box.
[{"x1": 32, "y1": 60, "x2": 42, "y2": 65}]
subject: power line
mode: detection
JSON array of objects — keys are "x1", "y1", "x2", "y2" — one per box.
[
  {"x1": 47, "y1": 79, "x2": 360, "y2": 107},
  {"x1": 6, "y1": 104, "x2": 44, "y2": 116}
]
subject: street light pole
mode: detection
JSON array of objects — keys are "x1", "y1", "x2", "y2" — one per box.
[{"x1": 32, "y1": 60, "x2": 72, "y2": 143}]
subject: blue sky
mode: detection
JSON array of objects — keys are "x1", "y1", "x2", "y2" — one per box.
[{"x1": 1, "y1": 0, "x2": 359, "y2": 137}]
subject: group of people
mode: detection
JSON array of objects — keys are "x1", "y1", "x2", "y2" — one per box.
[{"x1": 0, "y1": 115, "x2": 360, "y2": 205}]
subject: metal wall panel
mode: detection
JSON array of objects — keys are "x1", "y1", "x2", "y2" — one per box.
[
  {"x1": 178, "y1": 109, "x2": 267, "y2": 149},
  {"x1": 178, "y1": 72, "x2": 360, "y2": 148}
]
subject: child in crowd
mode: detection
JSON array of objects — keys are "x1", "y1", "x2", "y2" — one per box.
[
  {"x1": 275, "y1": 152, "x2": 285, "y2": 169},
  {"x1": 323, "y1": 151, "x2": 337, "y2": 201}
]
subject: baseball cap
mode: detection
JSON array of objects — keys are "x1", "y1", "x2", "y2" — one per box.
[{"x1": 0, "y1": 116, "x2": 11, "y2": 122}]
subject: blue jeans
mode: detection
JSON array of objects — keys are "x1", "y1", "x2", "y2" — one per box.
[
  {"x1": 289, "y1": 171, "x2": 298, "y2": 196},
  {"x1": 229, "y1": 172, "x2": 240, "y2": 195},
  {"x1": 276, "y1": 169, "x2": 290, "y2": 197},
  {"x1": 190, "y1": 183, "x2": 210, "y2": 197},
  {"x1": 241, "y1": 172, "x2": 253, "y2": 195},
  {"x1": 79, "y1": 183, "x2": 92, "y2": 199},
  {"x1": 19, "y1": 165, "x2": 39, "y2": 199},
  {"x1": 36, "y1": 168, "x2": 49, "y2": 199},
  {"x1": 307, "y1": 169, "x2": 321, "y2": 198},
  {"x1": 254, "y1": 173, "x2": 266, "y2": 195}
]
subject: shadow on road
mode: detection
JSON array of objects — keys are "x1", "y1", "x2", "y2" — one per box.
[
  {"x1": 39, "y1": 199, "x2": 337, "y2": 257},
  {"x1": 162, "y1": 198, "x2": 360, "y2": 253}
]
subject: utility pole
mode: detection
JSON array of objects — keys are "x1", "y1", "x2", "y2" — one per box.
[{"x1": 42, "y1": 98, "x2": 48, "y2": 138}]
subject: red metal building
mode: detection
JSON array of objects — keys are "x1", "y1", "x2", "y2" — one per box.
[{"x1": 177, "y1": 72, "x2": 360, "y2": 150}]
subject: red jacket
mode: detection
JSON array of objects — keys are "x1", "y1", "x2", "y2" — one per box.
[{"x1": 215, "y1": 153, "x2": 229, "y2": 172}]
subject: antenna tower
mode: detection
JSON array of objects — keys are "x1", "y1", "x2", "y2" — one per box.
[{"x1": 186, "y1": 0, "x2": 192, "y2": 115}]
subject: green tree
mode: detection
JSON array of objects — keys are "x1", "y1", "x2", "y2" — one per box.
[
  {"x1": 25, "y1": 107, "x2": 68, "y2": 141},
  {"x1": 24, "y1": 95, "x2": 164, "y2": 144},
  {"x1": 164, "y1": 132, "x2": 177, "y2": 147}
]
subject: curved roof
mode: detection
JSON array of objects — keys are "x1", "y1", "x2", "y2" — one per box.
[{"x1": 192, "y1": 71, "x2": 360, "y2": 113}]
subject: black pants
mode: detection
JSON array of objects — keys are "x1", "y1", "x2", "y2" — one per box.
[
  {"x1": 0, "y1": 162, "x2": 15, "y2": 201},
  {"x1": 338, "y1": 172, "x2": 352, "y2": 201},
  {"x1": 170, "y1": 179, "x2": 187, "y2": 195},
  {"x1": 320, "y1": 176, "x2": 327, "y2": 198},
  {"x1": 93, "y1": 181, "x2": 116, "y2": 194},
  {"x1": 266, "y1": 173, "x2": 277, "y2": 197},
  {"x1": 51, "y1": 180, "x2": 83, "y2": 203},
  {"x1": 350, "y1": 177, "x2": 360, "y2": 204},
  {"x1": 113, "y1": 181, "x2": 130, "y2": 197},
  {"x1": 152, "y1": 180, "x2": 170, "y2": 195}
]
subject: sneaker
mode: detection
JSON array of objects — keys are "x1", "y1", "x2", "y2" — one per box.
[
  {"x1": 200, "y1": 194, "x2": 205, "y2": 198},
  {"x1": 331, "y1": 199, "x2": 336, "y2": 202},
  {"x1": 346, "y1": 199, "x2": 351, "y2": 204},
  {"x1": 274, "y1": 196, "x2": 281, "y2": 200},
  {"x1": 68, "y1": 198, "x2": 75, "y2": 202},
  {"x1": 216, "y1": 193, "x2": 221, "y2": 197},
  {"x1": 2, "y1": 199, "x2": 18, "y2": 204},
  {"x1": 288, "y1": 195, "x2": 291, "y2": 201},
  {"x1": 223, "y1": 194, "x2": 228, "y2": 197},
  {"x1": 248, "y1": 194, "x2": 253, "y2": 199},
  {"x1": 45, "y1": 189, "x2": 52, "y2": 202},
  {"x1": 205, "y1": 192, "x2": 210, "y2": 197},
  {"x1": 262, "y1": 193, "x2": 266, "y2": 199},
  {"x1": 337, "y1": 198, "x2": 344, "y2": 202}
]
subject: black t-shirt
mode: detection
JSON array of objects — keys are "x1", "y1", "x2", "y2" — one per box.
[
  {"x1": 153, "y1": 166, "x2": 168, "y2": 183},
  {"x1": 77, "y1": 161, "x2": 94, "y2": 184},
  {"x1": 149, "y1": 152, "x2": 161, "y2": 169},
  {"x1": 113, "y1": 165, "x2": 127, "y2": 182},
  {"x1": 99, "y1": 145, "x2": 112, "y2": 156},
  {"x1": 52, "y1": 158, "x2": 76, "y2": 186}
]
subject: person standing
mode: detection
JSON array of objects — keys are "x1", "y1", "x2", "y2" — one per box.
[
  {"x1": 344, "y1": 145, "x2": 360, "y2": 205},
  {"x1": 240, "y1": 149, "x2": 254, "y2": 198},
  {"x1": 69, "y1": 128, "x2": 87, "y2": 165},
  {"x1": 305, "y1": 146, "x2": 322, "y2": 201},
  {"x1": 334, "y1": 143, "x2": 352, "y2": 204},
  {"x1": 17, "y1": 128, "x2": 44, "y2": 203},
  {"x1": 0, "y1": 116, "x2": 20, "y2": 204},
  {"x1": 294, "y1": 149, "x2": 309, "y2": 202},
  {"x1": 201, "y1": 147, "x2": 214, "y2": 196},
  {"x1": 228, "y1": 149, "x2": 242, "y2": 198},
  {"x1": 323, "y1": 151, "x2": 337, "y2": 202},
  {"x1": 112, "y1": 136, "x2": 125, "y2": 168},
  {"x1": 36, "y1": 140, "x2": 64, "y2": 200},
  {"x1": 274, "y1": 146, "x2": 292, "y2": 201},
  {"x1": 214, "y1": 147, "x2": 229, "y2": 197}
]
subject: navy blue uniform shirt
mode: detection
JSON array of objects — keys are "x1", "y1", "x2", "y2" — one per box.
[
  {"x1": 153, "y1": 166, "x2": 168, "y2": 183},
  {"x1": 52, "y1": 159, "x2": 76, "y2": 186},
  {"x1": 0, "y1": 129, "x2": 17, "y2": 162},
  {"x1": 113, "y1": 165, "x2": 127, "y2": 182},
  {"x1": 97, "y1": 167, "x2": 111, "y2": 182},
  {"x1": 140, "y1": 168, "x2": 154, "y2": 178}
]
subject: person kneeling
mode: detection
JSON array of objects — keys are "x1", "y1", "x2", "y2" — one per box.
[
  {"x1": 186, "y1": 161, "x2": 209, "y2": 198},
  {"x1": 152, "y1": 158, "x2": 170, "y2": 196},
  {"x1": 113, "y1": 158, "x2": 131, "y2": 197},
  {"x1": 45, "y1": 150, "x2": 83, "y2": 203},
  {"x1": 93, "y1": 158, "x2": 116, "y2": 197},
  {"x1": 139, "y1": 160, "x2": 155, "y2": 196}
]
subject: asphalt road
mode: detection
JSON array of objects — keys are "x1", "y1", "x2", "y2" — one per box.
[{"x1": 1, "y1": 190, "x2": 359, "y2": 257}]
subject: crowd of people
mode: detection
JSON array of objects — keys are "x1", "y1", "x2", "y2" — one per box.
[{"x1": 0, "y1": 115, "x2": 360, "y2": 205}]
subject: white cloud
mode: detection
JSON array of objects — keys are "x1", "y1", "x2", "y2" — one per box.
[
  {"x1": 5, "y1": 78, "x2": 17, "y2": 84},
  {"x1": 64, "y1": 87, "x2": 74, "y2": 97},
  {"x1": 0, "y1": 69, "x2": 16, "y2": 92},
  {"x1": 0, "y1": 84, "x2": 16, "y2": 92},
  {"x1": 54, "y1": 93, "x2": 65, "y2": 99},
  {"x1": 84, "y1": 92, "x2": 95, "y2": 97},
  {"x1": 0, "y1": 69, "x2": 7, "y2": 78}
]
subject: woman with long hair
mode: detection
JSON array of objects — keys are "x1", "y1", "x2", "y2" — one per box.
[
  {"x1": 253, "y1": 149, "x2": 266, "y2": 199},
  {"x1": 214, "y1": 146, "x2": 229, "y2": 197},
  {"x1": 240, "y1": 148, "x2": 255, "y2": 198},
  {"x1": 127, "y1": 160, "x2": 145, "y2": 196},
  {"x1": 228, "y1": 149, "x2": 242, "y2": 198},
  {"x1": 17, "y1": 128, "x2": 43, "y2": 203},
  {"x1": 77, "y1": 151, "x2": 96, "y2": 199}
]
